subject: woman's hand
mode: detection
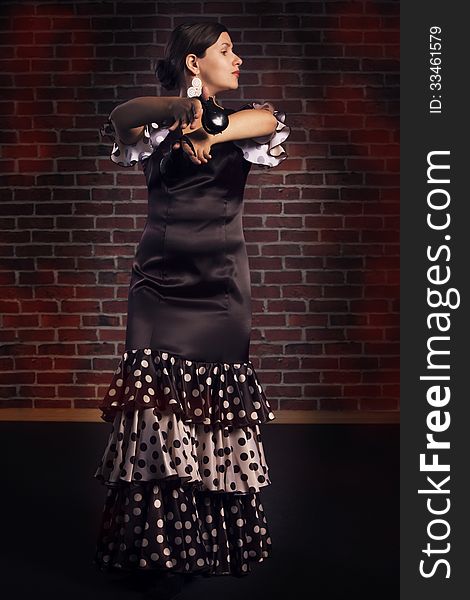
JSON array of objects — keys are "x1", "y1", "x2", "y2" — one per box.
[
  {"x1": 167, "y1": 85, "x2": 211, "y2": 132},
  {"x1": 172, "y1": 128, "x2": 214, "y2": 165}
]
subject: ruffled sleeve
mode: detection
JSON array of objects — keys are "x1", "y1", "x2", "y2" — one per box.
[
  {"x1": 232, "y1": 101, "x2": 291, "y2": 168},
  {"x1": 99, "y1": 119, "x2": 171, "y2": 167}
]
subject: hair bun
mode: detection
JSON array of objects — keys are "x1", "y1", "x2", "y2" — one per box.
[{"x1": 155, "y1": 57, "x2": 179, "y2": 91}]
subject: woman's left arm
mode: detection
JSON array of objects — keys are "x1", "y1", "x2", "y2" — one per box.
[
  {"x1": 210, "y1": 108, "x2": 278, "y2": 145},
  {"x1": 171, "y1": 105, "x2": 281, "y2": 165}
]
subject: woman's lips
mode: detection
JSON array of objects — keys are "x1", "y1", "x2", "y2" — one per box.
[{"x1": 232, "y1": 72, "x2": 240, "y2": 77}]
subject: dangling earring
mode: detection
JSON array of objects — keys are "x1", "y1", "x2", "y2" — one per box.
[{"x1": 187, "y1": 75, "x2": 202, "y2": 98}]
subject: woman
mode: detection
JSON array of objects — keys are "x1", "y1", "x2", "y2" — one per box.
[{"x1": 93, "y1": 21, "x2": 290, "y2": 591}]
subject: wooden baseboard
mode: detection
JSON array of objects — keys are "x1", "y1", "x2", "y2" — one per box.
[{"x1": 0, "y1": 408, "x2": 399, "y2": 424}]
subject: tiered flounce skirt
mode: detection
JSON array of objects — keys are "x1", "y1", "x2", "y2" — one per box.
[{"x1": 92, "y1": 347, "x2": 276, "y2": 577}]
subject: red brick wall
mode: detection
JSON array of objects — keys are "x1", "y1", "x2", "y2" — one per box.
[{"x1": 0, "y1": 1, "x2": 399, "y2": 415}]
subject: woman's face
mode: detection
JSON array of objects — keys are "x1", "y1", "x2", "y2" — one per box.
[{"x1": 188, "y1": 31, "x2": 243, "y2": 95}]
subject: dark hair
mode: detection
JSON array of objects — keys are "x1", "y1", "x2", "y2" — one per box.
[{"x1": 155, "y1": 22, "x2": 229, "y2": 91}]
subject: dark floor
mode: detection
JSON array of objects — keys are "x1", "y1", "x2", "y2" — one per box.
[{"x1": 0, "y1": 422, "x2": 398, "y2": 599}]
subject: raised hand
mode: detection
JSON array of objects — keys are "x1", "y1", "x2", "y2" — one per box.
[
  {"x1": 167, "y1": 85, "x2": 211, "y2": 132},
  {"x1": 172, "y1": 127, "x2": 213, "y2": 166}
]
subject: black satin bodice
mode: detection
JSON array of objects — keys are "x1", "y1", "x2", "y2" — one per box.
[{"x1": 124, "y1": 109, "x2": 256, "y2": 364}]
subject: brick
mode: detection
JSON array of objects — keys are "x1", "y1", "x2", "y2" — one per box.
[{"x1": 0, "y1": 2, "x2": 399, "y2": 416}]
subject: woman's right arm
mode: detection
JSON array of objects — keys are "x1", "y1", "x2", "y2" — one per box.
[{"x1": 109, "y1": 96, "x2": 202, "y2": 144}]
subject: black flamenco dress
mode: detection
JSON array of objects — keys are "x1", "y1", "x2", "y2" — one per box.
[{"x1": 93, "y1": 101, "x2": 290, "y2": 577}]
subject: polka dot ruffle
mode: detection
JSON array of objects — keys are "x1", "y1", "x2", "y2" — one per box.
[
  {"x1": 93, "y1": 478, "x2": 272, "y2": 576},
  {"x1": 94, "y1": 408, "x2": 271, "y2": 493},
  {"x1": 232, "y1": 101, "x2": 291, "y2": 167},
  {"x1": 100, "y1": 119, "x2": 170, "y2": 167},
  {"x1": 98, "y1": 348, "x2": 276, "y2": 427}
]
